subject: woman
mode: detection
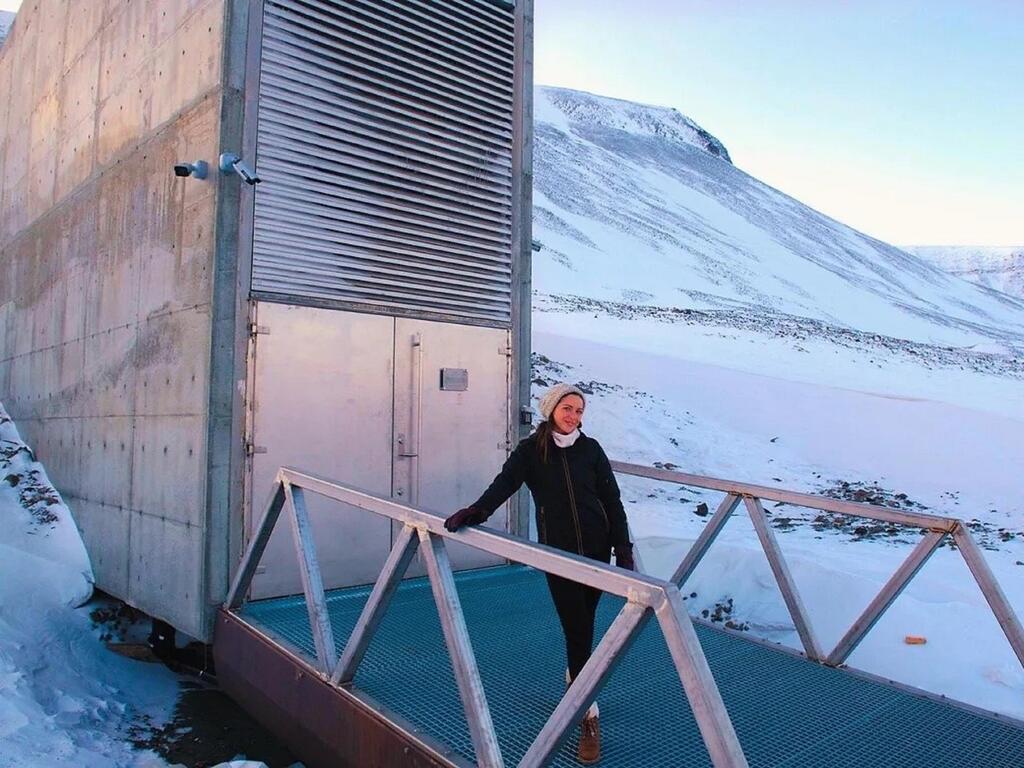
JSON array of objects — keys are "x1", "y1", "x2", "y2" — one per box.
[{"x1": 445, "y1": 383, "x2": 635, "y2": 765}]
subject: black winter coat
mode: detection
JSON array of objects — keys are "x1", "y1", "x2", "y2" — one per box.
[{"x1": 471, "y1": 431, "x2": 630, "y2": 558}]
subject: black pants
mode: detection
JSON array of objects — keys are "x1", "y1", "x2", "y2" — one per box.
[{"x1": 545, "y1": 551, "x2": 610, "y2": 681}]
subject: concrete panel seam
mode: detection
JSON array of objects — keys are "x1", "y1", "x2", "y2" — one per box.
[
  {"x1": 0, "y1": 413, "x2": 201, "y2": 421},
  {"x1": 0, "y1": 304, "x2": 213, "y2": 365},
  {"x1": 64, "y1": 493, "x2": 210, "y2": 532}
]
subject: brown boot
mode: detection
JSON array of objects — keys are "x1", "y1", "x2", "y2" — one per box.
[{"x1": 577, "y1": 714, "x2": 601, "y2": 764}]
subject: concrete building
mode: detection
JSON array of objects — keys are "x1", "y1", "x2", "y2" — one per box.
[{"x1": 0, "y1": 0, "x2": 533, "y2": 642}]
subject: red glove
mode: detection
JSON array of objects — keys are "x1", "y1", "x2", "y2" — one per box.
[
  {"x1": 614, "y1": 544, "x2": 635, "y2": 571},
  {"x1": 444, "y1": 506, "x2": 486, "y2": 532}
]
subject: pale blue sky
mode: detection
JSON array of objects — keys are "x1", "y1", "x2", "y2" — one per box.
[
  {"x1": 3, "y1": 0, "x2": 1019, "y2": 244},
  {"x1": 535, "y1": 0, "x2": 1023, "y2": 246}
]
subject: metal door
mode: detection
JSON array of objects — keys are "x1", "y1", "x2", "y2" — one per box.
[
  {"x1": 393, "y1": 318, "x2": 510, "y2": 574},
  {"x1": 248, "y1": 302, "x2": 395, "y2": 599}
]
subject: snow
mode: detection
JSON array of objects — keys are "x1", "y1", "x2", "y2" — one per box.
[
  {"x1": 0, "y1": 404, "x2": 182, "y2": 767},
  {"x1": 906, "y1": 244, "x2": 1024, "y2": 299},
  {"x1": 532, "y1": 87, "x2": 1024, "y2": 351},
  {"x1": 536, "y1": 86, "x2": 732, "y2": 162},
  {"x1": 0, "y1": 11, "x2": 13, "y2": 50},
  {"x1": 531, "y1": 334, "x2": 1024, "y2": 720},
  {"x1": 1, "y1": 70, "x2": 1021, "y2": 759},
  {"x1": 531, "y1": 86, "x2": 1024, "y2": 721}
]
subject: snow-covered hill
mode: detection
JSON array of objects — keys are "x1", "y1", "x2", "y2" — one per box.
[
  {"x1": 905, "y1": 245, "x2": 1024, "y2": 299},
  {"x1": 531, "y1": 85, "x2": 1024, "y2": 718},
  {"x1": 533, "y1": 86, "x2": 1024, "y2": 352}
]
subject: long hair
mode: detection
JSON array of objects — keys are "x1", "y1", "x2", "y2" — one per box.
[{"x1": 535, "y1": 419, "x2": 555, "y2": 464}]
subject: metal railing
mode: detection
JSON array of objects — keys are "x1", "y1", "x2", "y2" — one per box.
[
  {"x1": 610, "y1": 461, "x2": 1024, "y2": 670},
  {"x1": 225, "y1": 462, "x2": 1024, "y2": 768},
  {"x1": 225, "y1": 467, "x2": 750, "y2": 768}
]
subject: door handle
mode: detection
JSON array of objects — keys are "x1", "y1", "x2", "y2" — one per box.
[
  {"x1": 409, "y1": 333, "x2": 422, "y2": 460},
  {"x1": 399, "y1": 333, "x2": 423, "y2": 506}
]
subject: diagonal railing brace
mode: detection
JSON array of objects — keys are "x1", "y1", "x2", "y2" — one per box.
[
  {"x1": 420, "y1": 529, "x2": 504, "y2": 768},
  {"x1": 285, "y1": 482, "x2": 337, "y2": 674},
  {"x1": 827, "y1": 529, "x2": 946, "y2": 666},
  {"x1": 745, "y1": 496, "x2": 823, "y2": 661},
  {"x1": 332, "y1": 523, "x2": 420, "y2": 685},
  {"x1": 519, "y1": 601, "x2": 650, "y2": 768},
  {"x1": 953, "y1": 524, "x2": 1024, "y2": 668}
]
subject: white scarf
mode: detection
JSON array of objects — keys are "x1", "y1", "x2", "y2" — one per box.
[{"x1": 551, "y1": 428, "x2": 580, "y2": 448}]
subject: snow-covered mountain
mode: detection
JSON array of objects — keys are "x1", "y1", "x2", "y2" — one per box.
[
  {"x1": 533, "y1": 86, "x2": 1024, "y2": 352},
  {"x1": 539, "y1": 86, "x2": 731, "y2": 163},
  {"x1": 905, "y1": 245, "x2": 1024, "y2": 299},
  {"x1": 531, "y1": 85, "x2": 1024, "y2": 718},
  {"x1": 0, "y1": 11, "x2": 14, "y2": 50}
]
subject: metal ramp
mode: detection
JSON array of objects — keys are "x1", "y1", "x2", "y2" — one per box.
[
  {"x1": 214, "y1": 466, "x2": 1024, "y2": 767},
  {"x1": 233, "y1": 564, "x2": 1024, "y2": 768}
]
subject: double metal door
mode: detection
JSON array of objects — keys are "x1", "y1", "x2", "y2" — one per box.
[
  {"x1": 392, "y1": 317, "x2": 509, "y2": 577},
  {"x1": 247, "y1": 302, "x2": 508, "y2": 599}
]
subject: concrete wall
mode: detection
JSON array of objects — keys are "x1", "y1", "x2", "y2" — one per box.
[{"x1": 0, "y1": 0, "x2": 230, "y2": 639}]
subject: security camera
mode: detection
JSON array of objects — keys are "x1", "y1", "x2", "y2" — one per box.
[
  {"x1": 234, "y1": 161, "x2": 261, "y2": 185},
  {"x1": 173, "y1": 161, "x2": 208, "y2": 180},
  {"x1": 219, "y1": 152, "x2": 261, "y2": 186}
]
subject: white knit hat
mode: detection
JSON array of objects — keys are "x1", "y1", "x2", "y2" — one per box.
[{"x1": 538, "y1": 383, "x2": 586, "y2": 420}]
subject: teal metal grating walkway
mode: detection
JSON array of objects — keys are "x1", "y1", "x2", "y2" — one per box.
[{"x1": 239, "y1": 565, "x2": 1024, "y2": 767}]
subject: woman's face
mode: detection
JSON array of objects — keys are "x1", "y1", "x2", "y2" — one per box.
[{"x1": 552, "y1": 394, "x2": 585, "y2": 434}]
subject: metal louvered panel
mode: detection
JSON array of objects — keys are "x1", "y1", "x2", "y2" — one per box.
[{"x1": 252, "y1": 0, "x2": 516, "y2": 326}]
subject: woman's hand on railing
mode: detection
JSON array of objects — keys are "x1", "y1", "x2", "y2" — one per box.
[
  {"x1": 614, "y1": 543, "x2": 635, "y2": 571},
  {"x1": 444, "y1": 506, "x2": 486, "y2": 532}
]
